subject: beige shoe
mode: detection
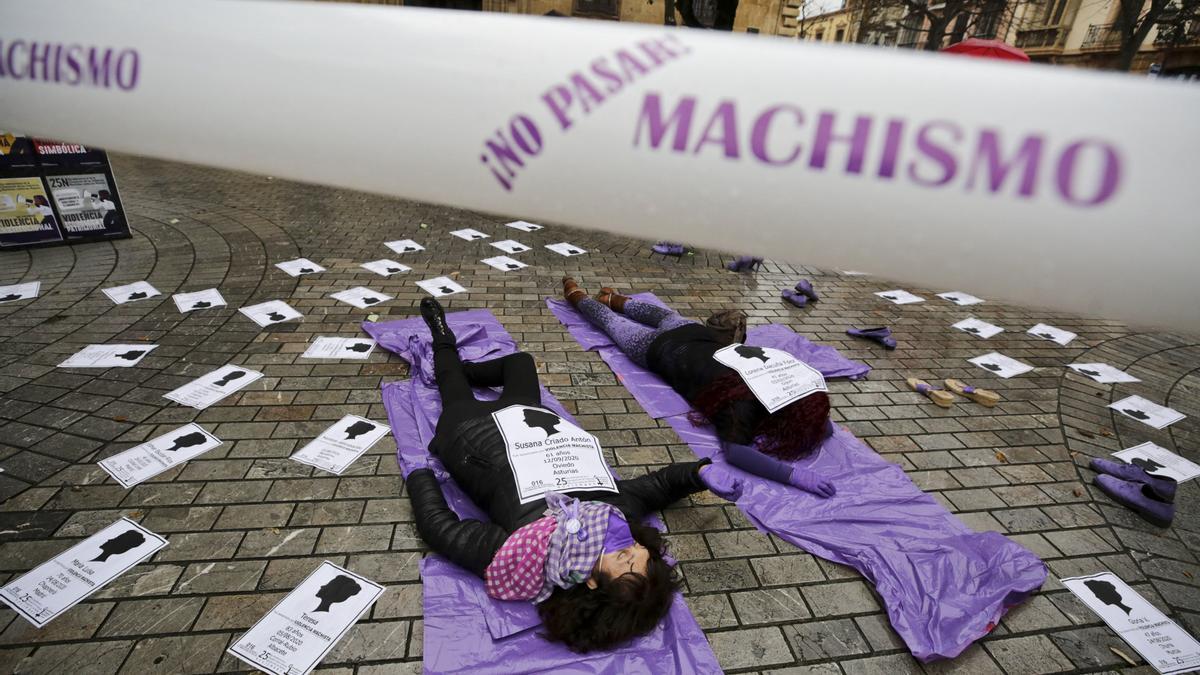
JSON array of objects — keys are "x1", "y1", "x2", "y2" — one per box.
[
  {"x1": 944, "y1": 379, "x2": 1000, "y2": 407},
  {"x1": 907, "y1": 378, "x2": 955, "y2": 408}
]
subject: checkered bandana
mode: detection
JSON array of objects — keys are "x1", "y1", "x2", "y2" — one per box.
[
  {"x1": 484, "y1": 516, "x2": 557, "y2": 601},
  {"x1": 534, "y1": 492, "x2": 615, "y2": 603}
]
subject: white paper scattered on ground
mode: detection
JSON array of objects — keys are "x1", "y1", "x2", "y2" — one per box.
[
  {"x1": 384, "y1": 239, "x2": 424, "y2": 254},
  {"x1": 1069, "y1": 363, "x2": 1140, "y2": 384},
  {"x1": 450, "y1": 228, "x2": 489, "y2": 241},
  {"x1": 301, "y1": 337, "x2": 377, "y2": 360},
  {"x1": 839, "y1": 270, "x2": 870, "y2": 276},
  {"x1": 1110, "y1": 395, "x2": 1186, "y2": 430},
  {"x1": 173, "y1": 288, "x2": 226, "y2": 313},
  {"x1": 0, "y1": 281, "x2": 40, "y2": 304},
  {"x1": 59, "y1": 344, "x2": 158, "y2": 368},
  {"x1": 506, "y1": 220, "x2": 543, "y2": 232},
  {"x1": 1028, "y1": 323, "x2": 1077, "y2": 346},
  {"x1": 228, "y1": 561, "x2": 384, "y2": 675},
  {"x1": 1062, "y1": 572, "x2": 1200, "y2": 674},
  {"x1": 937, "y1": 291, "x2": 984, "y2": 306},
  {"x1": 416, "y1": 276, "x2": 465, "y2": 297},
  {"x1": 102, "y1": 281, "x2": 160, "y2": 305},
  {"x1": 329, "y1": 287, "x2": 392, "y2": 309},
  {"x1": 164, "y1": 364, "x2": 265, "y2": 410},
  {"x1": 291, "y1": 415, "x2": 390, "y2": 475},
  {"x1": 875, "y1": 289, "x2": 924, "y2": 304},
  {"x1": 0, "y1": 518, "x2": 168, "y2": 628},
  {"x1": 493, "y1": 404, "x2": 617, "y2": 504},
  {"x1": 481, "y1": 255, "x2": 528, "y2": 271},
  {"x1": 99, "y1": 423, "x2": 222, "y2": 488},
  {"x1": 545, "y1": 242, "x2": 586, "y2": 256},
  {"x1": 713, "y1": 344, "x2": 828, "y2": 413},
  {"x1": 953, "y1": 318, "x2": 1005, "y2": 339},
  {"x1": 1114, "y1": 442, "x2": 1200, "y2": 483},
  {"x1": 968, "y1": 352, "x2": 1034, "y2": 378},
  {"x1": 360, "y1": 259, "x2": 409, "y2": 276},
  {"x1": 275, "y1": 258, "x2": 325, "y2": 277},
  {"x1": 240, "y1": 300, "x2": 303, "y2": 327},
  {"x1": 491, "y1": 239, "x2": 530, "y2": 254}
]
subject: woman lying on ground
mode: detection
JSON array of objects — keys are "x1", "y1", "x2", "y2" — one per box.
[
  {"x1": 406, "y1": 298, "x2": 713, "y2": 652},
  {"x1": 563, "y1": 277, "x2": 838, "y2": 498}
]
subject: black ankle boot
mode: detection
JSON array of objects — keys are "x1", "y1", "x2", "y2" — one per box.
[{"x1": 421, "y1": 298, "x2": 456, "y2": 345}]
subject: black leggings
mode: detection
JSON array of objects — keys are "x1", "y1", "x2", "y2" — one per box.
[{"x1": 434, "y1": 344, "x2": 542, "y2": 432}]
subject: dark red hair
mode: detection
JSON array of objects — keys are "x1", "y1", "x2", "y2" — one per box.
[{"x1": 689, "y1": 372, "x2": 831, "y2": 460}]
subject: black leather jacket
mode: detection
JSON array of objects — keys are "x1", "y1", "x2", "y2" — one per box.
[{"x1": 408, "y1": 413, "x2": 709, "y2": 578}]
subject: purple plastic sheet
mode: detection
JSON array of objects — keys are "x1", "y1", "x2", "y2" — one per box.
[
  {"x1": 547, "y1": 297, "x2": 1048, "y2": 662},
  {"x1": 362, "y1": 311, "x2": 722, "y2": 675}
]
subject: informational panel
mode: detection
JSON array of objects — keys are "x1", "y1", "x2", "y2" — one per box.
[{"x1": 0, "y1": 133, "x2": 131, "y2": 249}]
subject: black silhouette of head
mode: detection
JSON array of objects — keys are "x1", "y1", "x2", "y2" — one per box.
[
  {"x1": 127, "y1": 291, "x2": 147, "y2": 300},
  {"x1": 314, "y1": 574, "x2": 361, "y2": 612},
  {"x1": 299, "y1": 267, "x2": 313, "y2": 274},
  {"x1": 404, "y1": 246, "x2": 416, "y2": 252},
  {"x1": 91, "y1": 530, "x2": 145, "y2": 563},
  {"x1": 266, "y1": 311, "x2": 286, "y2": 322},
  {"x1": 386, "y1": 267, "x2": 400, "y2": 274},
  {"x1": 346, "y1": 342, "x2": 372, "y2": 353},
  {"x1": 361, "y1": 296, "x2": 380, "y2": 305},
  {"x1": 568, "y1": 249, "x2": 581, "y2": 254},
  {"x1": 1084, "y1": 579, "x2": 1132, "y2": 614},
  {"x1": 963, "y1": 326, "x2": 980, "y2": 334},
  {"x1": 734, "y1": 345, "x2": 769, "y2": 363},
  {"x1": 1130, "y1": 457, "x2": 1166, "y2": 475},
  {"x1": 166, "y1": 431, "x2": 207, "y2": 452},
  {"x1": 115, "y1": 350, "x2": 145, "y2": 361},
  {"x1": 882, "y1": 294, "x2": 897, "y2": 300},
  {"x1": 214, "y1": 370, "x2": 246, "y2": 387},
  {"x1": 980, "y1": 362, "x2": 1002, "y2": 372},
  {"x1": 0, "y1": 294, "x2": 20, "y2": 302},
  {"x1": 523, "y1": 408, "x2": 563, "y2": 437},
  {"x1": 1036, "y1": 332, "x2": 1055, "y2": 340},
  {"x1": 506, "y1": 263, "x2": 520, "y2": 269},
  {"x1": 438, "y1": 286, "x2": 453, "y2": 295},
  {"x1": 192, "y1": 301, "x2": 211, "y2": 309},
  {"x1": 1079, "y1": 369, "x2": 1100, "y2": 377},
  {"x1": 343, "y1": 420, "x2": 375, "y2": 440},
  {"x1": 471, "y1": 234, "x2": 482, "y2": 239},
  {"x1": 1123, "y1": 409, "x2": 1150, "y2": 420}
]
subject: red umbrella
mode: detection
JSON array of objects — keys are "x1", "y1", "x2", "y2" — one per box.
[{"x1": 941, "y1": 38, "x2": 1030, "y2": 62}]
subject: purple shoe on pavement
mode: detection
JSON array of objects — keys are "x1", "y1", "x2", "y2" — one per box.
[
  {"x1": 727, "y1": 256, "x2": 764, "y2": 272},
  {"x1": 846, "y1": 326, "x2": 896, "y2": 350},
  {"x1": 1090, "y1": 457, "x2": 1178, "y2": 502},
  {"x1": 653, "y1": 242, "x2": 687, "y2": 256},
  {"x1": 794, "y1": 279, "x2": 819, "y2": 302},
  {"x1": 1094, "y1": 474, "x2": 1175, "y2": 527},
  {"x1": 781, "y1": 289, "x2": 807, "y2": 308}
]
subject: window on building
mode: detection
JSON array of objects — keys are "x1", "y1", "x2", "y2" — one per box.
[
  {"x1": 747, "y1": 26, "x2": 760, "y2": 32},
  {"x1": 573, "y1": 0, "x2": 619, "y2": 19},
  {"x1": 835, "y1": 27, "x2": 846, "y2": 40},
  {"x1": 1040, "y1": 0, "x2": 1069, "y2": 25},
  {"x1": 815, "y1": 30, "x2": 825, "y2": 40}
]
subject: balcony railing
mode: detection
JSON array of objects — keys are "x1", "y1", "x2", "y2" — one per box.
[
  {"x1": 1081, "y1": 23, "x2": 1123, "y2": 49},
  {"x1": 1014, "y1": 26, "x2": 1062, "y2": 48},
  {"x1": 1154, "y1": 18, "x2": 1200, "y2": 46}
]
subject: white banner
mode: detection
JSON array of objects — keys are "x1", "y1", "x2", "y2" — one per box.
[{"x1": 2, "y1": 0, "x2": 1198, "y2": 330}]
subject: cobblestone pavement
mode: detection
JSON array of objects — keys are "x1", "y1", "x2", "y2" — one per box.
[{"x1": 0, "y1": 155, "x2": 1197, "y2": 675}]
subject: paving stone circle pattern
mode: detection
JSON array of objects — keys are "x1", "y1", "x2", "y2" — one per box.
[{"x1": 0, "y1": 155, "x2": 1197, "y2": 674}]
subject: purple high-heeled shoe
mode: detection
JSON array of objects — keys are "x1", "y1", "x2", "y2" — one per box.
[
  {"x1": 846, "y1": 326, "x2": 896, "y2": 350},
  {"x1": 781, "y1": 289, "x2": 807, "y2": 308},
  {"x1": 727, "y1": 256, "x2": 764, "y2": 272},
  {"x1": 1089, "y1": 458, "x2": 1177, "y2": 502},
  {"x1": 1094, "y1": 474, "x2": 1175, "y2": 527},
  {"x1": 794, "y1": 280, "x2": 819, "y2": 302},
  {"x1": 652, "y1": 242, "x2": 687, "y2": 256}
]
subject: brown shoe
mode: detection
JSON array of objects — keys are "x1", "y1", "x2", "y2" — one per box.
[
  {"x1": 562, "y1": 276, "x2": 587, "y2": 307},
  {"x1": 597, "y1": 287, "x2": 630, "y2": 313},
  {"x1": 706, "y1": 309, "x2": 747, "y2": 346}
]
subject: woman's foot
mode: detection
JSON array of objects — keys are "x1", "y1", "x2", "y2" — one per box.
[
  {"x1": 562, "y1": 276, "x2": 588, "y2": 307},
  {"x1": 597, "y1": 287, "x2": 630, "y2": 313},
  {"x1": 420, "y1": 297, "x2": 456, "y2": 345}
]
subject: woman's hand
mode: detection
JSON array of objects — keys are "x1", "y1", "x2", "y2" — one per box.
[
  {"x1": 699, "y1": 463, "x2": 743, "y2": 501},
  {"x1": 787, "y1": 467, "x2": 836, "y2": 499}
]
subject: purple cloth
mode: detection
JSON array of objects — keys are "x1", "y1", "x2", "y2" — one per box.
[
  {"x1": 548, "y1": 297, "x2": 1048, "y2": 662},
  {"x1": 362, "y1": 311, "x2": 721, "y2": 674}
]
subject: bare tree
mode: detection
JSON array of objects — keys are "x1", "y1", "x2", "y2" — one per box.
[
  {"x1": 1111, "y1": 0, "x2": 1177, "y2": 69},
  {"x1": 1142, "y1": 0, "x2": 1200, "y2": 69},
  {"x1": 855, "y1": 0, "x2": 1020, "y2": 49}
]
